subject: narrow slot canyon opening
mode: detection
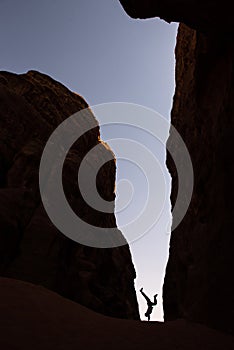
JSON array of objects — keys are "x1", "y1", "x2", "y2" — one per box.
[{"x1": 95, "y1": 9, "x2": 178, "y2": 321}]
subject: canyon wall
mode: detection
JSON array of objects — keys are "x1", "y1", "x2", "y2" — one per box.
[
  {"x1": 0, "y1": 70, "x2": 139, "y2": 320},
  {"x1": 120, "y1": 0, "x2": 234, "y2": 333},
  {"x1": 164, "y1": 23, "x2": 234, "y2": 335}
]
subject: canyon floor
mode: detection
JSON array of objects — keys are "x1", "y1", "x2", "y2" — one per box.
[{"x1": 0, "y1": 277, "x2": 233, "y2": 350}]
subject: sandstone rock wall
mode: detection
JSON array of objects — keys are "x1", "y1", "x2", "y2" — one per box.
[
  {"x1": 164, "y1": 23, "x2": 234, "y2": 335},
  {"x1": 0, "y1": 70, "x2": 139, "y2": 320}
]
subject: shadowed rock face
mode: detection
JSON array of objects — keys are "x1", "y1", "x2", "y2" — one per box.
[
  {"x1": 119, "y1": 0, "x2": 234, "y2": 334},
  {"x1": 0, "y1": 70, "x2": 139, "y2": 320},
  {"x1": 120, "y1": 0, "x2": 234, "y2": 34},
  {"x1": 164, "y1": 23, "x2": 234, "y2": 335}
]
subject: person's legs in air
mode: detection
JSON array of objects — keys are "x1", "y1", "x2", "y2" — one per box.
[
  {"x1": 153, "y1": 294, "x2": 158, "y2": 305},
  {"x1": 140, "y1": 288, "x2": 151, "y2": 304}
]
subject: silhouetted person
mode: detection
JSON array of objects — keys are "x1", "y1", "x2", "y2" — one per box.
[{"x1": 140, "y1": 288, "x2": 158, "y2": 321}]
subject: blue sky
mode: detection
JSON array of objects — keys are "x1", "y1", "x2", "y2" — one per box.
[{"x1": 0, "y1": 0, "x2": 178, "y2": 320}]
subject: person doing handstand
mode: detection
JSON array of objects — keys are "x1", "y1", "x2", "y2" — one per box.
[{"x1": 140, "y1": 288, "x2": 158, "y2": 321}]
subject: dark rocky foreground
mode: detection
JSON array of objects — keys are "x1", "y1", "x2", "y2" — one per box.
[
  {"x1": 0, "y1": 70, "x2": 139, "y2": 320},
  {"x1": 0, "y1": 278, "x2": 233, "y2": 350},
  {"x1": 120, "y1": 0, "x2": 234, "y2": 335}
]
